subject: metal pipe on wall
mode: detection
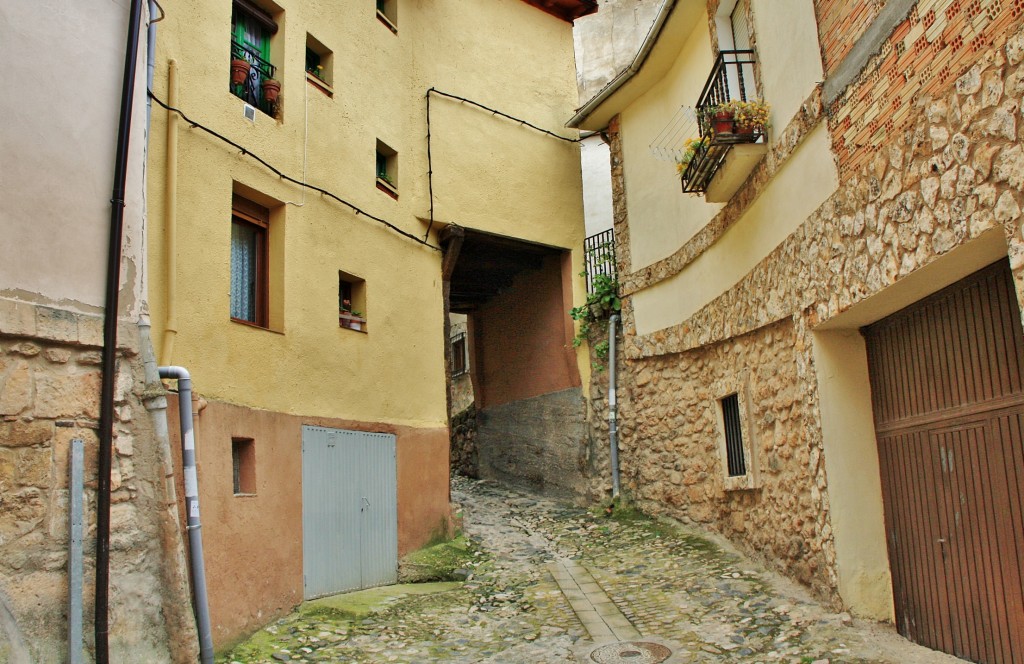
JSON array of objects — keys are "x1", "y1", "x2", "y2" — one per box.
[
  {"x1": 608, "y1": 314, "x2": 620, "y2": 498},
  {"x1": 160, "y1": 59, "x2": 179, "y2": 365},
  {"x1": 96, "y1": 0, "x2": 144, "y2": 659},
  {"x1": 158, "y1": 366, "x2": 214, "y2": 664}
]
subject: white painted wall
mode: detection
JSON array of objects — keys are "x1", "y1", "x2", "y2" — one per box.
[
  {"x1": 581, "y1": 135, "x2": 614, "y2": 235},
  {"x1": 573, "y1": 0, "x2": 663, "y2": 239},
  {"x1": 0, "y1": 0, "x2": 149, "y2": 317}
]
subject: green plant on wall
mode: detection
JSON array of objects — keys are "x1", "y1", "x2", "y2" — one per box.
[{"x1": 570, "y1": 272, "x2": 620, "y2": 371}]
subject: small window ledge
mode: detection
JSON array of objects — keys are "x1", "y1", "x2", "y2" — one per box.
[
  {"x1": 704, "y1": 142, "x2": 768, "y2": 203},
  {"x1": 305, "y1": 71, "x2": 333, "y2": 96},
  {"x1": 376, "y1": 177, "x2": 398, "y2": 199},
  {"x1": 376, "y1": 10, "x2": 398, "y2": 34},
  {"x1": 230, "y1": 317, "x2": 284, "y2": 334},
  {"x1": 339, "y1": 311, "x2": 368, "y2": 332}
]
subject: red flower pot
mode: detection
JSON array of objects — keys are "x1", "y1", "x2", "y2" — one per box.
[
  {"x1": 712, "y1": 110, "x2": 734, "y2": 134},
  {"x1": 231, "y1": 59, "x2": 251, "y2": 86},
  {"x1": 262, "y1": 79, "x2": 281, "y2": 103}
]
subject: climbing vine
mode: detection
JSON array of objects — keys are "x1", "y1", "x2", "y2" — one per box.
[{"x1": 570, "y1": 272, "x2": 620, "y2": 371}]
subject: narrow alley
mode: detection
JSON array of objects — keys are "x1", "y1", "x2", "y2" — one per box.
[{"x1": 220, "y1": 477, "x2": 961, "y2": 664}]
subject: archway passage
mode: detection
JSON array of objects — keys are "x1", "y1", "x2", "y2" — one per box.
[
  {"x1": 864, "y1": 260, "x2": 1024, "y2": 664},
  {"x1": 441, "y1": 227, "x2": 586, "y2": 497}
]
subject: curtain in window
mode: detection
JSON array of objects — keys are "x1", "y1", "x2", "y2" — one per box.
[{"x1": 231, "y1": 221, "x2": 258, "y2": 321}]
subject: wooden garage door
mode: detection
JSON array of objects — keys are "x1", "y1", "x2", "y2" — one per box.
[{"x1": 864, "y1": 260, "x2": 1024, "y2": 664}]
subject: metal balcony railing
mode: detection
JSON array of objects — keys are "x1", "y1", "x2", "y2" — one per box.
[
  {"x1": 230, "y1": 39, "x2": 277, "y2": 115},
  {"x1": 679, "y1": 50, "x2": 763, "y2": 195},
  {"x1": 584, "y1": 229, "x2": 617, "y2": 294}
]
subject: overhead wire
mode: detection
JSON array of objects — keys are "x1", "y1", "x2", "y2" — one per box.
[
  {"x1": 148, "y1": 90, "x2": 441, "y2": 251},
  {"x1": 423, "y1": 87, "x2": 582, "y2": 240}
]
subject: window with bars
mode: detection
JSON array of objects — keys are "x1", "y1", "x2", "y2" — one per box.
[
  {"x1": 451, "y1": 333, "x2": 468, "y2": 376},
  {"x1": 230, "y1": 0, "x2": 279, "y2": 115},
  {"x1": 720, "y1": 393, "x2": 747, "y2": 477}
]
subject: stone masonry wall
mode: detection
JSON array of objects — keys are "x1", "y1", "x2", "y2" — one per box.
[
  {"x1": 603, "y1": 13, "x2": 1024, "y2": 608},
  {"x1": 0, "y1": 299, "x2": 197, "y2": 662}
]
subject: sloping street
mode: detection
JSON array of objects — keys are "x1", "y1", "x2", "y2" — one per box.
[{"x1": 220, "y1": 477, "x2": 961, "y2": 663}]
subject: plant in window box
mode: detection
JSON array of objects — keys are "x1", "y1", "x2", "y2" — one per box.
[
  {"x1": 675, "y1": 136, "x2": 709, "y2": 177},
  {"x1": 307, "y1": 64, "x2": 326, "y2": 81},
  {"x1": 339, "y1": 299, "x2": 367, "y2": 331}
]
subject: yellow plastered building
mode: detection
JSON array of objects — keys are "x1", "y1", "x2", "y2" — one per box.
[{"x1": 147, "y1": 0, "x2": 593, "y2": 647}]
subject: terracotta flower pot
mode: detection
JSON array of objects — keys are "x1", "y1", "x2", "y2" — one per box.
[
  {"x1": 262, "y1": 79, "x2": 281, "y2": 103},
  {"x1": 230, "y1": 59, "x2": 251, "y2": 86},
  {"x1": 712, "y1": 110, "x2": 734, "y2": 134}
]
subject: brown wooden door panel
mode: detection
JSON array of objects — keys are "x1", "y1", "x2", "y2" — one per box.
[{"x1": 865, "y1": 260, "x2": 1024, "y2": 664}]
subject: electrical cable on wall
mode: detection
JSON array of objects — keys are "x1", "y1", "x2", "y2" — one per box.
[
  {"x1": 148, "y1": 91, "x2": 440, "y2": 251},
  {"x1": 423, "y1": 87, "x2": 582, "y2": 241}
]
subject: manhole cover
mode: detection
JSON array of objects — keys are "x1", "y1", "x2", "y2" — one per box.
[{"x1": 590, "y1": 641, "x2": 673, "y2": 663}]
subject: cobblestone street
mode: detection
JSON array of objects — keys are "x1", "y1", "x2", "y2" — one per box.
[{"x1": 221, "y1": 477, "x2": 962, "y2": 663}]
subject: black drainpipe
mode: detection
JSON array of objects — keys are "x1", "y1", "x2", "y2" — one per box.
[{"x1": 96, "y1": 0, "x2": 144, "y2": 660}]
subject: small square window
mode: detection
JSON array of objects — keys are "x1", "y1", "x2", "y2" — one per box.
[
  {"x1": 377, "y1": 0, "x2": 398, "y2": 32},
  {"x1": 232, "y1": 438, "x2": 256, "y2": 495},
  {"x1": 451, "y1": 333, "x2": 468, "y2": 376},
  {"x1": 305, "y1": 33, "x2": 333, "y2": 92},
  {"x1": 230, "y1": 196, "x2": 270, "y2": 327},
  {"x1": 375, "y1": 140, "x2": 398, "y2": 198},
  {"x1": 339, "y1": 271, "x2": 367, "y2": 332}
]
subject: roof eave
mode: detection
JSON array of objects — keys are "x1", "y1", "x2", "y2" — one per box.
[{"x1": 568, "y1": 0, "x2": 704, "y2": 131}]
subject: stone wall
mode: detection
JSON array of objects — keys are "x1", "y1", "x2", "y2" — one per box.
[
  {"x1": 476, "y1": 387, "x2": 590, "y2": 499},
  {"x1": 449, "y1": 405, "x2": 479, "y2": 478},
  {"x1": 603, "y1": 11, "x2": 1024, "y2": 608},
  {"x1": 0, "y1": 299, "x2": 196, "y2": 662}
]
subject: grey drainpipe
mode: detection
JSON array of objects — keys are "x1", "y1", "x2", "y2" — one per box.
[
  {"x1": 158, "y1": 366, "x2": 214, "y2": 664},
  {"x1": 608, "y1": 314, "x2": 621, "y2": 498},
  {"x1": 96, "y1": 1, "x2": 144, "y2": 658}
]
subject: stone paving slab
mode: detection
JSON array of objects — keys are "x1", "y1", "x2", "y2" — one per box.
[{"x1": 219, "y1": 477, "x2": 967, "y2": 663}]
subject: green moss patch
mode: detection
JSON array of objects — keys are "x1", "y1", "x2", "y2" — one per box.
[{"x1": 398, "y1": 534, "x2": 480, "y2": 583}]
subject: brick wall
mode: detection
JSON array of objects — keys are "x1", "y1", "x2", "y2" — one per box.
[
  {"x1": 827, "y1": 0, "x2": 1024, "y2": 177},
  {"x1": 815, "y1": 0, "x2": 890, "y2": 76}
]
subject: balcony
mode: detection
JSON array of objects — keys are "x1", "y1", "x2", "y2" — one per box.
[
  {"x1": 679, "y1": 50, "x2": 767, "y2": 202},
  {"x1": 230, "y1": 39, "x2": 278, "y2": 116},
  {"x1": 584, "y1": 229, "x2": 616, "y2": 294}
]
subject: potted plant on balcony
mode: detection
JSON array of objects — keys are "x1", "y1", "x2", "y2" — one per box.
[
  {"x1": 703, "y1": 99, "x2": 770, "y2": 137},
  {"x1": 676, "y1": 136, "x2": 709, "y2": 178},
  {"x1": 262, "y1": 78, "x2": 282, "y2": 103},
  {"x1": 231, "y1": 58, "x2": 251, "y2": 86}
]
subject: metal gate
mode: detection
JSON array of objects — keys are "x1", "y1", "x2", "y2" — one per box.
[
  {"x1": 301, "y1": 426, "x2": 398, "y2": 599},
  {"x1": 864, "y1": 260, "x2": 1024, "y2": 664}
]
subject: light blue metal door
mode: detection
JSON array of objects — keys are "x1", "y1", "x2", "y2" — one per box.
[{"x1": 301, "y1": 426, "x2": 398, "y2": 599}]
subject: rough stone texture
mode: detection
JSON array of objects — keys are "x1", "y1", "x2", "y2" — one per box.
[
  {"x1": 825, "y1": 0, "x2": 1024, "y2": 178},
  {"x1": 598, "y1": 10, "x2": 1024, "y2": 613},
  {"x1": 476, "y1": 388, "x2": 589, "y2": 499},
  {"x1": 449, "y1": 405, "x2": 479, "y2": 479},
  {"x1": 0, "y1": 300, "x2": 198, "y2": 662}
]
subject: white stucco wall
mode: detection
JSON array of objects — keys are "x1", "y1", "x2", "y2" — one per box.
[
  {"x1": 632, "y1": 123, "x2": 838, "y2": 335},
  {"x1": 581, "y1": 135, "x2": 615, "y2": 235},
  {"x1": 619, "y1": 18, "x2": 721, "y2": 268},
  {"x1": 1, "y1": 0, "x2": 149, "y2": 316}
]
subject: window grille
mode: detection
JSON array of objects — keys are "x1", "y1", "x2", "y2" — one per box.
[{"x1": 721, "y1": 393, "x2": 747, "y2": 477}]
